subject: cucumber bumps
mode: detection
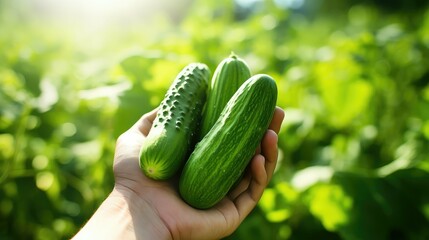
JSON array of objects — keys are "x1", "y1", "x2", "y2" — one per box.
[
  {"x1": 139, "y1": 63, "x2": 210, "y2": 180},
  {"x1": 138, "y1": 56, "x2": 278, "y2": 210}
]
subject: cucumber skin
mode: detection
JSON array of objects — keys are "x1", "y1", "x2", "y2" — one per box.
[
  {"x1": 200, "y1": 54, "x2": 251, "y2": 138},
  {"x1": 179, "y1": 74, "x2": 278, "y2": 209},
  {"x1": 139, "y1": 63, "x2": 210, "y2": 180}
]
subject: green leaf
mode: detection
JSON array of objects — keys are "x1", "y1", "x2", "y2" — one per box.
[
  {"x1": 315, "y1": 57, "x2": 373, "y2": 128},
  {"x1": 307, "y1": 183, "x2": 352, "y2": 231}
]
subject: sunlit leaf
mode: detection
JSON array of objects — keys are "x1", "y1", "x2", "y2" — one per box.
[
  {"x1": 259, "y1": 182, "x2": 297, "y2": 223},
  {"x1": 315, "y1": 56, "x2": 373, "y2": 128},
  {"x1": 266, "y1": 209, "x2": 291, "y2": 223},
  {"x1": 259, "y1": 188, "x2": 276, "y2": 212},
  {"x1": 307, "y1": 183, "x2": 352, "y2": 231}
]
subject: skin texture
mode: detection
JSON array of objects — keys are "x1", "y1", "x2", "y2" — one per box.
[{"x1": 73, "y1": 107, "x2": 285, "y2": 240}]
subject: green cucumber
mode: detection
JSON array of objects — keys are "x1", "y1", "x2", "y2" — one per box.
[
  {"x1": 179, "y1": 74, "x2": 277, "y2": 209},
  {"x1": 139, "y1": 63, "x2": 210, "y2": 180},
  {"x1": 200, "y1": 53, "x2": 251, "y2": 138}
]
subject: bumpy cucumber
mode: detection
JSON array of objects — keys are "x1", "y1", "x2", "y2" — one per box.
[
  {"x1": 139, "y1": 63, "x2": 210, "y2": 180},
  {"x1": 200, "y1": 53, "x2": 251, "y2": 138},
  {"x1": 179, "y1": 74, "x2": 277, "y2": 209}
]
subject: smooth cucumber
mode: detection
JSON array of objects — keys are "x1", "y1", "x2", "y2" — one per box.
[
  {"x1": 179, "y1": 74, "x2": 277, "y2": 209},
  {"x1": 200, "y1": 53, "x2": 251, "y2": 138}
]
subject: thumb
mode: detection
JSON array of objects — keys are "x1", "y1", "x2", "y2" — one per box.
[
  {"x1": 114, "y1": 108, "x2": 158, "y2": 167},
  {"x1": 131, "y1": 108, "x2": 158, "y2": 136}
]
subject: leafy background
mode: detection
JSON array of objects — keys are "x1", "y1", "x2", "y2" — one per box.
[{"x1": 1, "y1": 0, "x2": 429, "y2": 239}]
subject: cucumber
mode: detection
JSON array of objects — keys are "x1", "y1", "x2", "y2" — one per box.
[
  {"x1": 139, "y1": 63, "x2": 210, "y2": 180},
  {"x1": 179, "y1": 74, "x2": 278, "y2": 209},
  {"x1": 200, "y1": 53, "x2": 251, "y2": 138}
]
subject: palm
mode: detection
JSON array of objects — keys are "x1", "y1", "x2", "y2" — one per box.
[{"x1": 113, "y1": 108, "x2": 284, "y2": 239}]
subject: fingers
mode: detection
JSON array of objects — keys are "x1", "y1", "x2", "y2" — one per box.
[
  {"x1": 229, "y1": 129, "x2": 279, "y2": 200},
  {"x1": 261, "y1": 130, "x2": 278, "y2": 183},
  {"x1": 228, "y1": 106, "x2": 283, "y2": 214},
  {"x1": 261, "y1": 106, "x2": 282, "y2": 182},
  {"x1": 228, "y1": 170, "x2": 251, "y2": 200},
  {"x1": 254, "y1": 107, "x2": 283, "y2": 156},
  {"x1": 205, "y1": 154, "x2": 273, "y2": 238},
  {"x1": 269, "y1": 107, "x2": 285, "y2": 134},
  {"x1": 178, "y1": 107, "x2": 284, "y2": 239},
  {"x1": 231, "y1": 107, "x2": 283, "y2": 221},
  {"x1": 248, "y1": 155, "x2": 268, "y2": 201},
  {"x1": 234, "y1": 155, "x2": 267, "y2": 221}
]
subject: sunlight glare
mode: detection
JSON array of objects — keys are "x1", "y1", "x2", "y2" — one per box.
[{"x1": 34, "y1": 0, "x2": 163, "y2": 31}]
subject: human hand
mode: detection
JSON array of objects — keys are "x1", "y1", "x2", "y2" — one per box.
[{"x1": 74, "y1": 107, "x2": 284, "y2": 240}]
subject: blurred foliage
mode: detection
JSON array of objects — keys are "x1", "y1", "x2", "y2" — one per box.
[{"x1": 1, "y1": 0, "x2": 429, "y2": 239}]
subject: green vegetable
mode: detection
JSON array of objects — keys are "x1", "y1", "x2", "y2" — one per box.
[
  {"x1": 179, "y1": 74, "x2": 278, "y2": 209},
  {"x1": 200, "y1": 53, "x2": 251, "y2": 138},
  {"x1": 139, "y1": 63, "x2": 210, "y2": 180}
]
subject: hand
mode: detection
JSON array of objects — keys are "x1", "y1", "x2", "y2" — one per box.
[{"x1": 73, "y1": 107, "x2": 284, "y2": 240}]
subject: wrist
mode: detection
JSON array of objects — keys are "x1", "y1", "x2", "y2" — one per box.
[
  {"x1": 73, "y1": 187, "x2": 171, "y2": 240},
  {"x1": 112, "y1": 185, "x2": 173, "y2": 240}
]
